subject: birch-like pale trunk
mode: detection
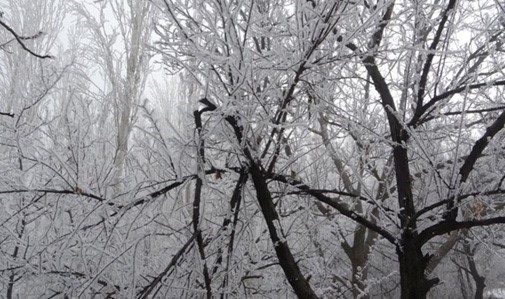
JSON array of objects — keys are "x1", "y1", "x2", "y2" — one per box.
[{"x1": 112, "y1": 0, "x2": 152, "y2": 193}]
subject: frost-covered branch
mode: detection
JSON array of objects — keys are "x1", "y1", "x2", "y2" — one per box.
[
  {"x1": 269, "y1": 173, "x2": 397, "y2": 245},
  {"x1": 0, "y1": 19, "x2": 52, "y2": 58},
  {"x1": 410, "y1": 80, "x2": 505, "y2": 126},
  {"x1": 137, "y1": 233, "x2": 197, "y2": 299}
]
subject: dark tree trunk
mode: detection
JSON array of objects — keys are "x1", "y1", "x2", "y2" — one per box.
[
  {"x1": 6, "y1": 247, "x2": 17, "y2": 299},
  {"x1": 249, "y1": 163, "x2": 318, "y2": 299},
  {"x1": 346, "y1": 224, "x2": 370, "y2": 299},
  {"x1": 464, "y1": 243, "x2": 485, "y2": 299},
  {"x1": 474, "y1": 276, "x2": 485, "y2": 299},
  {"x1": 398, "y1": 234, "x2": 437, "y2": 299}
]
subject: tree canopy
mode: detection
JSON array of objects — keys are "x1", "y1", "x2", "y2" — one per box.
[{"x1": 2, "y1": 0, "x2": 505, "y2": 298}]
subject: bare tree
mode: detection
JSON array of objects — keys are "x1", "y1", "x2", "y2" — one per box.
[
  {"x1": 0, "y1": 1, "x2": 69, "y2": 298},
  {"x1": 2, "y1": 0, "x2": 505, "y2": 298},
  {"x1": 154, "y1": 0, "x2": 505, "y2": 298},
  {"x1": 72, "y1": 0, "x2": 154, "y2": 194}
]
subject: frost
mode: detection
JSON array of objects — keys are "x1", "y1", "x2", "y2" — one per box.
[{"x1": 2, "y1": 0, "x2": 505, "y2": 298}]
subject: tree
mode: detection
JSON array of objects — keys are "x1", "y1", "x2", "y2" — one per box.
[
  {"x1": 0, "y1": 0, "x2": 158, "y2": 297},
  {"x1": 154, "y1": 0, "x2": 505, "y2": 297},
  {"x1": 0, "y1": 1, "x2": 67, "y2": 297},
  {"x1": 72, "y1": 0, "x2": 154, "y2": 194},
  {"x1": 2, "y1": 0, "x2": 505, "y2": 298}
]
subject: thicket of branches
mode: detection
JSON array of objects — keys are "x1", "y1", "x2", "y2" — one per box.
[{"x1": 1, "y1": 0, "x2": 505, "y2": 298}]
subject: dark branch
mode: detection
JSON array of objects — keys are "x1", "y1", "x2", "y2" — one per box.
[
  {"x1": 418, "y1": 105, "x2": 505, "y2": 124},
  {"x1": 137, "y1": 233, "x2": 196, "y2": 299},
  {"x1": 0, "y1": 19, "x2": 52, "y2": 59},
  {"x1": 409, "y1": 79, "x2": 505, "y2": 126},
  {"x1": 193, "y1": 105, "x2": 213, "y2": 299},
  {"x1": 284, "y1": 188, "x2": 395, "y2": 214},
  {"x1": 441, "y1": 109, "x2": 505, "y2": 220},
  {"x1": 0, "y1": 188, "x2": 105, "y2": 202},
  {"x1": 0, "y1": 111, "x2": 14, "y2": 117},
  {"x1": 459, "y1": 110, "x2": 505, "y2": 183},
  {"x1": 414, "y1": 188, "x2": 505, "y2": 220},
  {"x1": 415, "y1": 0, "x2": 458, "y2": 109},
  {"x1": 368, "y1": 1, "x2": 395, "y2": 49},
  {"x1": 269, "y1": 173, "x2": 397, "y2": 244},
  {"x1": 419, "y1": 217, "x2": 505, "y2": 245},
  {"x1": 149, "y1": 168, "x2": 223, "y2": 198},
  {"x1": 47, "y1": 270, "x2": 122, "y2": 295},
  {"x1": 198, "y1": 99, "x2": 319, "y2": 298}
]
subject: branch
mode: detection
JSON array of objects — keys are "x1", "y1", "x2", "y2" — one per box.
[
  {"x1": 409, "y1": 79, "x2": 505, "y2": 126},
  {"x1": 193, "y1": 106, "x2": 212, "y2": 299},
  {"x1": 0, "y1": 188, "x2": 105, "y2": 202},
  {"x1": 347, "y1": 40, "x2": 416, "y2": 226},
  {"x1": 249, "y1": 164, "x2": 319, "y2": 299},
  {"x1": 285, "y1": 188, "x2": 395, "y2": 214},
  {"x1": 414, "y1": 188, "x2": 505, "y2": 220},
  {"x1": 211, "y1": 169, "x2": 247, "y2": 280},
  {"x1": 442, "y1": 111, "x2": 505, "y2": 220},
  {"x1": 148, "y1": 168, "x2": 223, "y2": 198},
  {"x1": 459, "y1": 110, "x2": 505, "y2": 183},
  {"x1": 0, "y1": 19, "x2": 52, "y2": 59},
  {"x1": 419, "y1": 216, "x2": 505, "y2": 245},
  {"x1": 137, "y1": 233, "x2": 196, "y2": 299},
  {"x1": 269, "y1": 173, "x2": 397, "y2": 244},
  {"x1": 261, "y1": 3, "x2": 343, "y2": 165},
  {"x1": 368, "y1": 1, "x2": 395, "y2": 49},
  {"x1": 0, "y1": 111, "x2": 14, "y2": 117},
  {"x1": 415, "y1": 0, "x2": 458, "y2": 109},
  {"x1": 199, "y1": 98, "x2": 319, "y2": 297},
  {"x1": 419, "y1": 105, "x2": 505, "y2": 124}
]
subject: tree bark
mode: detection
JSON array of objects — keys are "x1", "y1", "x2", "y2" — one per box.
[
  {"x1": 398, "y1": 233, "x2": 437, "y2": 299},
  {"x1": 464, "y1": 243, "x2": 485, "y2": 299},
  {"x1": 350, "y1": 224, "x2": 369, "y2": 299},
  {"x1": 249, "y1": 163, "x2": 318, "y2": 299}
]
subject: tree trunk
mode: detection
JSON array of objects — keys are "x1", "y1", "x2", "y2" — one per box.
[
  {"x1": 464, "y1": 243, "x2": 485, "y2": 299},
  {"x1": 398, "y1": 235, "x2": 437, "y2": 299},
  {"x1": 348, "y1": 224, "x2": 370, "y2": 299},
  {"x1": 474, "y1": 277, "x2": 485, "y2": 299},
  {"x1": 351, "y1": 260, "x2": 368, "y2": 299}
]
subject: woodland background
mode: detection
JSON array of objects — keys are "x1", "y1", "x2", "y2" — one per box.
[{"x1": 2, "y1": 0, "x2": 505, "y2": 298}]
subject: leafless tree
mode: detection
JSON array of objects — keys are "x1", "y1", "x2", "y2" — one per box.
[
  {"x1": 2, "y1": 0, "x2": 505, "y2": 298},
  {"x1": 154, "y1": 0, "x2": 505, "y2": 298}
]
